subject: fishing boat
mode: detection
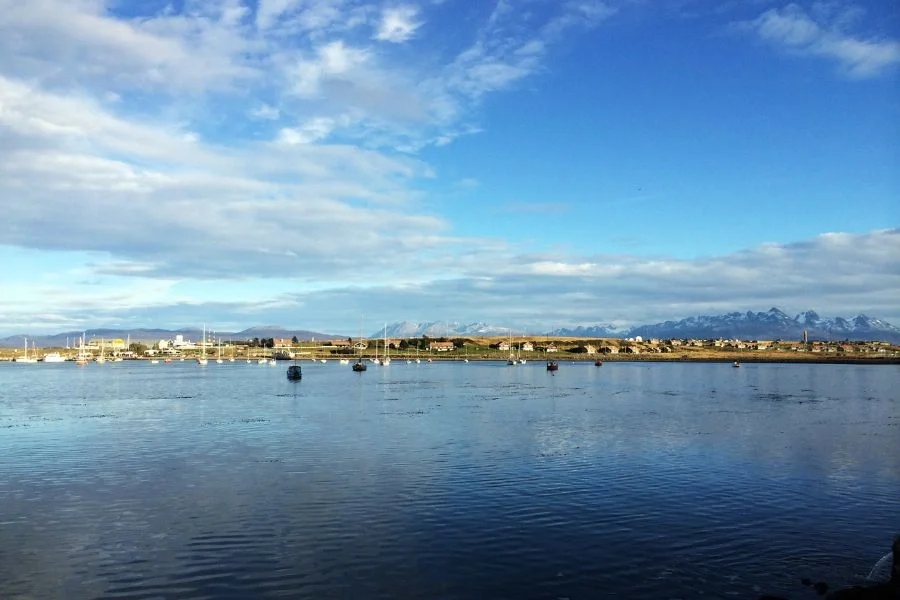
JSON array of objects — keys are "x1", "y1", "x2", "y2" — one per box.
[
  {"x1": 546, "y1": 360, "x2": 559, "y2": 372},
  {"x1": 286, "y1": 363, "x2": 302, "y2": 380}
]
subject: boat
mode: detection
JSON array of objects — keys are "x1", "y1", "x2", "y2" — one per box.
[
  {"x1": 75, "y1": 335, "x2": 89, "y2": 366},
  {"x1": 339, "y1": 358, "x2": 349, "y2": 365},
  {"x1": 216, "y1": 337, "x2": 223, "y2": 364},
  {"x1": 43, "y1": 352, "x2": 66, "y2": 363},
  {"x1": 506, "y1": 328, "x2": 518, "y2": 365},
  {"x1": 546, "y1": 360, "x2": 559, "y2": 372},
  {"x1": 286, "y1": 364, "x2": 302, "y2": 380},
  {"x1": 594, "y1": 359, "x2": 603, "y2": 367},
  {"x1": 381, "y1": 324, "x2": 391, "y2": 365},
  {"x1": 352, "y1": 316, "x2": 368, "y2": 372},
  {"x1": 197, "y1": 325, "x2": 208, "y2": 365},
  {"x1": 13, "y1": 337, "x2": 39, "y2": 363},
  {"x1": 95, "y1": 339, "x2": 106, "y2": 364},
  {"x1": 733, "y1": 361, "x2": 740, "y2": 368}
]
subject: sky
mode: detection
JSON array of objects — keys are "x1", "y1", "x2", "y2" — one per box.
[{"x1": 0, "y1": 0, "x2": 898, "y2": 337}]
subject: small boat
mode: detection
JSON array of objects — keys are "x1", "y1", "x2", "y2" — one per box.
[
  {"x1": 546, "y1": 360, "x2": 559, "y2": 372},
  {"x1": 286, "y1": 364, "x2": 302, "y2": 380},
  {"x1": 43, "y1": 352, "x2": 66, "y2": 363},
  {"x1": 352, "y1": 358, "x2": 367, "y2": 372},
  {"x1": 339, "y1": 358, "x2": 350, "y2": 365},
  {"x1": 594, "y1": 359, "x2": 603, "y2": 366},
  {"x1": 733, "y1": 361, "x2": 740, "y2": 368}
]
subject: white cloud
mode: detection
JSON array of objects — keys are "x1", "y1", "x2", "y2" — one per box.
[
  {"x1": 250, "y1": 103, "x2": 281, "y2": 119},
  {"x1": 277, "y1": 117, "x2": 337, "y2": 144},
  {"x1": 288, "y1": 40, "x2": 371, "y2": 98},
  {"x1": 739, "y1": 3, "x2": 900, "y2": 77},
  {"x1": 375, "y1": 5, "x2": 422, "y2": 43},
  {"x1": 2, "y1": 228, "x2": 897, "y2": 336},
  {"x1": 0, "y1": 0, "x2": 260, "y2": 92}
]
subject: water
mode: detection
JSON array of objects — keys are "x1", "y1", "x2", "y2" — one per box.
[{"x1": 1, "y1": 360, "x2": 898, "y2": 599}]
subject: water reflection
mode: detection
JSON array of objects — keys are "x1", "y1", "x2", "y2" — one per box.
[{"x1": 0, "y1": 361, "x2": 897, "y2": 599}]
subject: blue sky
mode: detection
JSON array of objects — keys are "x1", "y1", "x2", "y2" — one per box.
[{"x1": 0, "y1": 0, "x2": 897, "y2": 336}]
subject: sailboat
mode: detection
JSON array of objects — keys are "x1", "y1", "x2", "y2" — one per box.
[
  {"x1": 196, "y1": 325, "x2": 208, "y2": 365},
  {"x1": 216, "y1": 337, "x2": 223, "y2": 364},
  {"x1": 14, "y1": 337, "x2": 38, "y2": 363},
  {"x1": 352, "y1": 317, "x2": 368, "y2": 372},
  {"x1": 507, "y1": 329, "x2": 517, "y2": 365},
  {"x1": 95, "y1": 338, "x2": 106, "y2": 364},
  {"x1": 75, "y1": 335, "x2": 89, "y2": 366},
  {"x1": 381, "y1": 324, "x2": 391, "y2": 365}
]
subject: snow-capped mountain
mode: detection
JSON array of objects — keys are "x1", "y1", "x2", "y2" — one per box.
[
  {"x1": 544, "y1": 324, "x2": 632, "y2": 338},
  {"x1": 376, "y1": 309, "x2": 899, "y2": 342},
  {"x1": 3, "y1": 309, "x2": 898, "y2": 348},
  {"x1": 372, "y1": 321, "x2": 514, "y2": 339},
  {"x1": 617, "y1": 308, "x2": 900, "y2": 342}
]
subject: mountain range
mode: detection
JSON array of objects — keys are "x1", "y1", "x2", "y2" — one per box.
[{"x1": 2, "y1": 309, "x2": 898, "y2": 348}]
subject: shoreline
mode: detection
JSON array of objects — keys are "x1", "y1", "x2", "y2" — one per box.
[{"x1": 1, "y1": 355, "x2": 897, "y2": 365}]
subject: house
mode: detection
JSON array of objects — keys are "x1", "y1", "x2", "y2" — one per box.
[
  {"x1": 521, "y1": 341, "x2": 534, "y2": 352},
  {"x1": 497, "y1": 341, "x2": 511, "y2": 351},
  {"x1": 353, "y1": 341, "x2": 369, "y2": 350},
  {"x1": 274, "y1": 338, "x2": 294, "y2": 348},
  {"x1": 429, "y1": 341, "x2": 455, "y2": 352},
  {"x1": 544, "y1": 344, "x2": 558, "y2": 353}
]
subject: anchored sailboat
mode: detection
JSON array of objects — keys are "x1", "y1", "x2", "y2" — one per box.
[{"x1": 196, "y1": 325, "x2": 208, "y2": 365}]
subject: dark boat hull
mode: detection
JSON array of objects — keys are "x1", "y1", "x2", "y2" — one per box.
[{"x1": 286, "y1": 365, "x2": 302, "y2": 380}]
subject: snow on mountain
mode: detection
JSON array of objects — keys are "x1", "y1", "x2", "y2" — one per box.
[
  {"x1": 373, "y1": 322, "x2": 514, "y2": 339},
  {"x1": 627, "y1": 308, "x2": 900, "y2": 342},
  {"x1": 3, "y1": 309, "x2": 898, "y2": 348}
]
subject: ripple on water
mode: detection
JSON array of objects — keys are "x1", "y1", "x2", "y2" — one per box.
[{"x1": 0, "y1": 362, "x2": 897, "y2": 600}]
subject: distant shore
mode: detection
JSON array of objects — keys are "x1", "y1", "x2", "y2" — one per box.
[{"x1": 1, "y1": 353, "x2": 897, "y2": 365}]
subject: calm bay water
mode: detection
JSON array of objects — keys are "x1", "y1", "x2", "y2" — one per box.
[{"x1": 1, "y1": 360, "x2": 898, "y2": 599}]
